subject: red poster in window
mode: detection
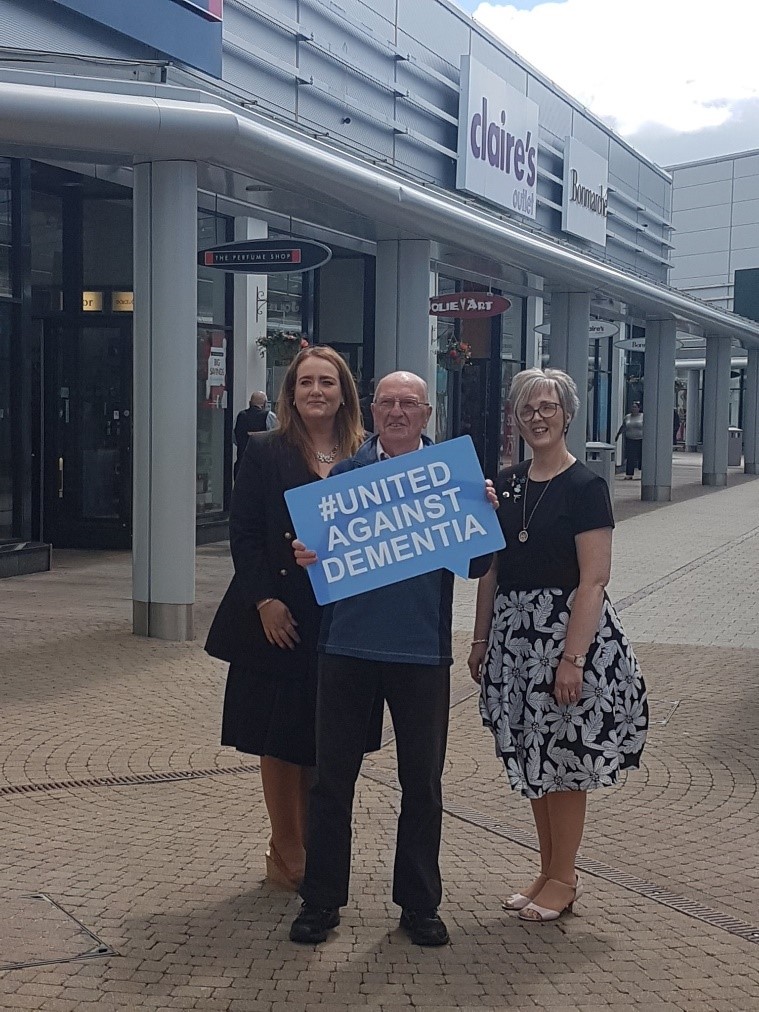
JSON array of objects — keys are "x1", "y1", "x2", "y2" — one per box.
[{"x1": 203, "y1": 332, "x2": 227, "y2": 409}]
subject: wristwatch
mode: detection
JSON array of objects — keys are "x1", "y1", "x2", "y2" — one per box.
[{"x1": 562, "y1": 652, "x2": 586, "y2": 669}]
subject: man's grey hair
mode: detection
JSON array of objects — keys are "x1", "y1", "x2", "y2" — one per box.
[{"x1": 510, "y1": 368, "x2": 580, "y2": 425}]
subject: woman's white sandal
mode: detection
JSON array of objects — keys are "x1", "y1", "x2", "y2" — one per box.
[{"x1": 518, "y1": 877, "x2": 582, "y2": 922}]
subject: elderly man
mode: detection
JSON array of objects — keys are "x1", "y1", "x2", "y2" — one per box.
[
  {"x1": 289, "y1": 371, "x2": 493, "y2": 947},
  {"x1": 233, "y1": 391, "x2": 277, "y2": 478}
]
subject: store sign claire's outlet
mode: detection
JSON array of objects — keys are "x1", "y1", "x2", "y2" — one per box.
[
  {"x1": 456, "y1": 56, "x2": 539, "y2": 220},
  {"x1": 429, "y1": 294, "x2": 511, "y2": 319},
  {"x1": 562, "y1": 136, "x2": 609, "y2": 247}
]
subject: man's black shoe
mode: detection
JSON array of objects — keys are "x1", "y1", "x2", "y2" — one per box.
[
  {"x1": 289, "y1": 902, "x2": 340, "y2": 943},
  {"x1": 399, "y1": 908, "x2": 450, "y2": 946}
]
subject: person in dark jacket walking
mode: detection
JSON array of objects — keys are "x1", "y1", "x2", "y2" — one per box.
[
  {"x1": 206, "y1": 348, "x2": 378, "y2": 891},
  {"x1": 233, "y1": 391, "x2": 277, "y2": 479},
  {"x1": 288, "y1": 371, "x2": 496, "y2": 948}
]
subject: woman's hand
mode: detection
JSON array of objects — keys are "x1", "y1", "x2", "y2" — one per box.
[
  {"x1": 554, "y1": 658, "x2": 583, "y2": 706},
  {"x1": 468, "y1": 641, "x2": 488, "y2": 684},
  {"x1": 485, "y1": 479, "x2": 498, "y2": 509},
  {"x1": 258, "y1": 599, "x2": 300, "y2": 649},
  {"x1": 292, "y1": 539, "x2": 317, "y2": 568}
]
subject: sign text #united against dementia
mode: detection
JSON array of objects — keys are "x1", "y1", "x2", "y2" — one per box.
[{"x1": 284, "y1": 436, "x2": 505, "y2": 605}]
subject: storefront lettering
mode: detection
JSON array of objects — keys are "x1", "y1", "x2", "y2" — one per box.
[
  {"x1": 469, "y1": 97, "x2": 537, "y2": 187},
  {"x1": 570, "y1": 169, "x2": 608, "y2": 217}
]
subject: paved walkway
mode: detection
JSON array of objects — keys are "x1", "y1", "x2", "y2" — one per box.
[{"x1": 2, "y1": 471, "x2": 759, "y2": 1011}]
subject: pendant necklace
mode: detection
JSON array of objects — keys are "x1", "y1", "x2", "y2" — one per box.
[
  {"x1": 314, "y1": 444, "x2": 339, "y2": 464},
  {"x1": 519, "y1": 453, "x2": 570, "y2": 543}
]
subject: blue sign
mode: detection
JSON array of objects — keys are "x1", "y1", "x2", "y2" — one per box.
[
  {"x1": 53, "y1": 1, "x2": 223, "y2": 78},
  {"x1": 284, "y1": 437, "x2": 505, "y2": 605}
]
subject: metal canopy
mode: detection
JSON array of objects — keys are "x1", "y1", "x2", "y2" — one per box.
[{"x1": 1, "y1": 70, "x2": 758, "y2": 347}]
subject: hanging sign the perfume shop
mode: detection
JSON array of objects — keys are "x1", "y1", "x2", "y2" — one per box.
[
  {"x1": 429, "y1": 293, "x2": 512, "y2": 320},
  {"x1": 199, "y1": 239, "x2": 332, "y2": 274}
]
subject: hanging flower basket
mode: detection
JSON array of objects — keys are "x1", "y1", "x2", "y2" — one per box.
[
  {"x1": 437, "y1": 340, "x2": 471, "y2": 372},
  {"x1": 256, "y1": 332, "x2": 310, "y2": 364}
]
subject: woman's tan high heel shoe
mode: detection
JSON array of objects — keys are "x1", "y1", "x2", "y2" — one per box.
[
  {"x1": 265, "y1": 845, "x2": 303, "y2": 891},
  {"x1": 502, "y1": 873, "x2": 548, "y2": 911},
  {"x1": 518, "y1": 877, "x2": 582, "y2": 922}
]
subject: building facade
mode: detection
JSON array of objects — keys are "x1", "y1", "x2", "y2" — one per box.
[
  {"x1": 669, "y1": 150, "x2": 759, "y2": 450},
  {"x1": 1, "y1": 0, "x2": 758, "y2": 632}
]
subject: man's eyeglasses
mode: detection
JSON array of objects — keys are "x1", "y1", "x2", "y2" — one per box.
[
  {"x1": 517, "y1": 401, "x2": 561, "y2": 423},
  {"x1": 373, "y1": 397, "x2": 430, "y2": 413}
]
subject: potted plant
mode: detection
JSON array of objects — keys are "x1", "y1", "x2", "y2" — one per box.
[
  {"x1": 437, "y1": 339, "x2": 471, "y2": 372},
  {"x1": 256, "y1": 331, "x2": 310, "y2": 364}
]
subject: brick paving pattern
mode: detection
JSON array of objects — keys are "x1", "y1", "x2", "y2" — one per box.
[{"x1": 1, "y1": 462, "x2": 758, "y2": 1010}]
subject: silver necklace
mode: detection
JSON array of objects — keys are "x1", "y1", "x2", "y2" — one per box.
[
  {"x1": 519, "y1": 454, "x2": 570, "y2": 543},
  {"x1": 314, "y1": 444, "x2": 339, "y2": 464}
]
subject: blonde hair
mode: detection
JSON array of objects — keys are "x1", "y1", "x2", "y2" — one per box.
[
  {"x1": 276, "y1": 346, "x2": 364, "y2": 461},
  {"x1": 509, "y1": 368, "x2": 580, "y2": 428}
]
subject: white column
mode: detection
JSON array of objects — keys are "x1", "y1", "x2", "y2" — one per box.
[
  {"x1": 132, "y1": 161, "x2": 198, "y2": 641},
  {"x1": 743, "y1": 347, "x2": 759, "y2": 475},
  {"x1": 685, "y1": 367, "x2": 700, "y2": 452},
  {"x1": 524, "y1": 274, "x2": 545, "y2": 370},
  {"x1": 702, "y1": 335, "x2": 731, "y2": 486},
  {"x1": 641, "y1": 319, "x2": 677, "y2": 501},
  {"x1": 232, "y1": 217, "x2": 268, "y2": 417},
  {"x1": 548, "y1": 291, "x2": 591, "y2": 462},
  {"x1": 374, "y1": 240, "x2": 433, "y2": 391}
]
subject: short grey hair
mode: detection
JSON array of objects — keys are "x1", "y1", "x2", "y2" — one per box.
[{"x1": 509, "y1": 368, "x2": 580, "y2": 426}]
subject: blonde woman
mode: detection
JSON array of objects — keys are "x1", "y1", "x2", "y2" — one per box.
[{"x1": 468, "y1": 367, "x2": 647, "y2": 922}]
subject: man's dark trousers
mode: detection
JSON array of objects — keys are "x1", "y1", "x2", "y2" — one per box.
[{"x1": 300, "y1": 654, "x2": 450, "y2": 912}]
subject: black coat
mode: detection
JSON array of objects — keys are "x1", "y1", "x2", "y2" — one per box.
[{"x1": 206, "y1": 430, "x2": 319, "y2": 669}]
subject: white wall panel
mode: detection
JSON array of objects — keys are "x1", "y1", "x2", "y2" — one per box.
[
  {"x1": 669, "y1": 250, "x2": 730, "y2": 279},
  {"x1": 731, "y1": 197, "x2": 759, "y2": 226},
  {"x1": 730, "y1": 223, "x2": 759, "y2": 251},
  {"x1": 672, "y1": 179, "x2": 732, "y2": 211},
  {"x1": 733, "y1": 153, "x2": 759, "y2": 178},
  {"x1": 672, "y1": 204, "x2": 732, "y2": 232},
  {"x1": 672, "y1": 227, "x2": 730, "y2": 256},
  {"x1": 671, "y1": 160, "x2": 732, "y2": 186},
  {"x1": 733, "y1": 174, "x2": 759, "y2": 203},
  {"x1": 730, "y1": 248, "x2": 759, "y2": 271}
]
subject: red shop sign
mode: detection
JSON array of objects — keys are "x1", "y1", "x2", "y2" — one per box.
[{"x1": 429, "y1": 293, "x2": 511, "y2": 319}]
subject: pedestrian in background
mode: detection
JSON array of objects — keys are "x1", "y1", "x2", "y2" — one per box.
[
  {"x1": 233, "y1": 391, "x2": 278, "y2": 479},
  {"x1": 469, "y1": 367, "x2": 647, "y2": 923},
  {"x1": 616, "y1": 401, "x2": 643, "y2": 479},
  {"x1": 206, "y1": 348, "x2": 380, "y2": 891}
]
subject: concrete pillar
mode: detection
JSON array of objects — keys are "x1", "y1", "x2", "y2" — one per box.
[
  {"x1": 548, "y1": 291, "x2": 591, "y2": 462},
  {"x1": 743, "y1": 347, "x2": 759, "y2": 474},
  {"x1": 685, "y1": 367, "x2": 700, "y2": 451},
  {"x1": 374, "y1": 240, "x2": 433, "y2": 392},
  {"x1": 232, "y1": 217, "x2": 268, "y2": 418},
  {"x1": 702, "y1": 336, "x2": 731, "y2": 486},
  {"x1": 132, "y1": 161, "x2": 198, "y2": 641},
  {"x1": 641, "y1": 319, "x2": 677, "y2": 501}
]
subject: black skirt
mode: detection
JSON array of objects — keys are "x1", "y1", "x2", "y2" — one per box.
[{"x1": 480, "y1": 587, "x2": 648, "y2": 799}]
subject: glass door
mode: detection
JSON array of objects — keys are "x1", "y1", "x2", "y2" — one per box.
[{"x1": 43, "y1": 319, "x2": 132, "y2": 548}]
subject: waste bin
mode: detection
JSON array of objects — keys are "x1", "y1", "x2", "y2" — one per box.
[
  {"x1": 728, "y1": 427, "x2": 743, "y2": 466},
  {"x1": 585, "y1": 442, "x2": 616, "y2": 488}
]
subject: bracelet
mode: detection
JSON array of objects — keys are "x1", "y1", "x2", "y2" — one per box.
[
  {"x1": 256, "y1": 598, "x2": 275, "y2": 611},
  {"x1": 471, "y1": 638, "x2": 488, "y2": 645}
]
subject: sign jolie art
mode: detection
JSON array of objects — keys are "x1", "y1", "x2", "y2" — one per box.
[
  {"x1": 456, "y1": 56, "x2": 539, "y2": 220},
  {"x1": 284, "y1": 437, "x2": 505, "y2": 605},
  {"x1": 429, "y1": 293, "x2": 511, "y2": 319}
]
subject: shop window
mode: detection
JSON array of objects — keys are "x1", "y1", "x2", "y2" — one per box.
[
  {"x1": 83, "y1": 198, "x2": 132, "y2": 289},
  {"x1": 30, "y1": 191, "x2": 63, "y2": 314},
  {"x1": 196, "y1": 211, "x2": 232, "y2": 518},
  {"x1": 0, "y1": 304, "x2": 11, "y2": 539},
  {"x1": 587, "y1": 336, "x2": 613, "y2": 443}
]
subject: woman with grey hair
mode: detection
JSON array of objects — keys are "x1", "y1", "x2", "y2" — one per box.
[{"x1": 468, "y1": 367, "x2": 647, "y2": 923}]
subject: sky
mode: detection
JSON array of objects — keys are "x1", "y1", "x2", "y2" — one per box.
[{"x1": 452, "y1": 0, "x2": 759, "y2": 167}]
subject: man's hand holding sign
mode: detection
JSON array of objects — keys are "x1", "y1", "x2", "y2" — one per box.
[{"x1": 285, "y1": 437, "x2": 503, "y2": 602}]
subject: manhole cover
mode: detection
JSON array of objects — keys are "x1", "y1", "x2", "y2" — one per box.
[{"x1": 0, "y1": 893, "x2": 115, "y2": 971}]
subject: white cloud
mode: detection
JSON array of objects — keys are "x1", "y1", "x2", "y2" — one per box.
[{"x1": 472, "y1": 0, "x2": 759, "y2": 160}]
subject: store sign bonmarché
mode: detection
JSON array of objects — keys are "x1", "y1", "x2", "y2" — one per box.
[
  {"x1": 430, "y1": 294, "x2": 511, "y2": 319},
  {"x1": 199, "y1": 239, "x2": 332, "y2": 274},
  {"x1": 456, "y1": 56, "x2": 539, "y2": 220},
  {"x1": 562, "y1": 136, "x2": 609, "y2": 247}
]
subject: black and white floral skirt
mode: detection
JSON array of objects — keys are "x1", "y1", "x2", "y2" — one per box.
[{"x1": 480, "y1": 587, "x2": 648, "y2": 800}]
